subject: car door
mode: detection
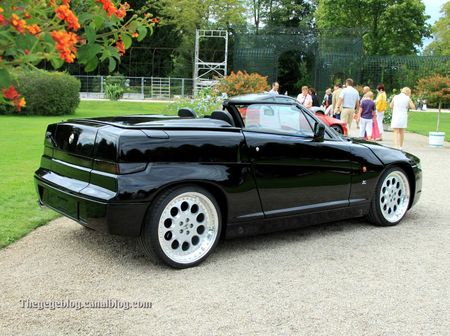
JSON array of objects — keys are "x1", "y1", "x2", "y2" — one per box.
[{"x1": 241, "y1": 103, "x2": 353, "y2": 218}]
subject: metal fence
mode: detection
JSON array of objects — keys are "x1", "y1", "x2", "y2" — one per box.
[{"x1": 75, "y1": 75, "x2": 194, "y2": 100}]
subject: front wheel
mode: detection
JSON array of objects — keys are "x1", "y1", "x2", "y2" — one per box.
[
  {"x1": 367, "y1": 167, "x2": 411, "y2": 226},
  {"x1": 331, "y1": 124, "x2": 343, "y2": 135},
  {"x1": 139, "y1": 186, "x2": 221, "y2": 268}
]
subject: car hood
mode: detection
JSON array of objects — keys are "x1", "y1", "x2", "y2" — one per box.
[{"x1": 351, "y1": 138, "x2": 420, "y2": 166}]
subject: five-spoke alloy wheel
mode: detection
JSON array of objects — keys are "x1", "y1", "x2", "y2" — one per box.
[{"x1": 139, "y1": 186, "x2": 221, "y2": 268}]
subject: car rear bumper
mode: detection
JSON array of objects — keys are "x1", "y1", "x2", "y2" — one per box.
[{"x1": 34, "y1": 171, "x2": 147, "y2": 237}]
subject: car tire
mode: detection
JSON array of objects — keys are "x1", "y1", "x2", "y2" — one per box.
[
  {"x1": 331, "y1": 125, "x2": 343, "y2": 134},
  {"x1": 138, "y1": 185, "x2": 222, "y2": 268},
  {"x1": 367, "y1": 167, "x2": 411, "y2": 226}
]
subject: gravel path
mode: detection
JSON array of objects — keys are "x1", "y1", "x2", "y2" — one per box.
[{"x1": 1, "y1": 130, "x2": 449, "y2": 336}]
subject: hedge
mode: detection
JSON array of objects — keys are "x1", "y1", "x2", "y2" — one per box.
[{"x1": 0, "y1": 70, "x2": 80, "y2": 115}]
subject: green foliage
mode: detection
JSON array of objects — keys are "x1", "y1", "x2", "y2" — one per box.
[
  {"x1": 104, "y1": 75, "x2": 127, "y2": 101},
  {"x1": 141, "y1": 0, "x2": 246, "y2": 78},
  {"x1": 316, "y1": 0, "x2": 431, "y2": 55},
  {"x1": 277, "y1": 50, "x2": 313, "y2": 95},
  {"x1": 252, "y1": 0, "x2": 316, "y2": 30},
  {"x1": 424, "y1": 2, "x2": 450, "y2": 56},
  {"x1": 168, "y1": 88, "x2": 223, "y2": 116},
  {"x1": 416, "y1": 75, "x2": 450, "y2": 105},
  {"x1": 0, "y1": 0, "x2": 156, "y2": 91},
  {"x1": 0, "y1": 70, "x2": 80, "y2": 115},
  {"x1": 384, "y1": 108, "x2": 392, "y2": 125},
  {"x1": 416, "y1": 74, "x2": 450, "y2": 131},
  {"x1": 170, "y1": 36, "x2": 196, "y2": 78},
  {"x1": 159, "y1": 0, "x2": 246, "y2": 33},
  {"x1": 295, "y1": 58, "x2": 313, "y2": 89},
  {"x1": 105, "y1": 84, "x2": 126, "y2": 101},
  {"x1": 358, "y1": 56, "x2": 449, "y2": 93}
]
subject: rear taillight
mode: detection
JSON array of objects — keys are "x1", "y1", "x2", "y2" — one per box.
[
  {"x1": 93, "y1": 160, "x2": 147, "y2": 175},
  {"x1": 93, "y1": 160, "x2": 120, "y2": 175}
]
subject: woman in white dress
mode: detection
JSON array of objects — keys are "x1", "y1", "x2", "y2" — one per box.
[{"x1": 390, "y1": 87, "x2": 416, "y2": 150}]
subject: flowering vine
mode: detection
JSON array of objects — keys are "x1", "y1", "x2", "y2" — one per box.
[
  {"x1": 55, "y1": 5, "x2": 80, "y2": 31},
  {"x1": 0, "y1": 0, "x2": 159, "y2": 111}
]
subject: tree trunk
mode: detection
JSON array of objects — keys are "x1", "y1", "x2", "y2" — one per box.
[
  {"x1": 253, "y1": 0, "x2": 260, "y2": 35},
  {"x1": 437, "y1": 101, "x2": 441, "y2": 132},
  {"x1": 269, "y1": 0, "x2": 273, "y2": 23}
]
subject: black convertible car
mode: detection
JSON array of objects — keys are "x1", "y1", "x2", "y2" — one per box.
[{"x1": 35, "y1": 94, "x2": 422, "y2": 268}]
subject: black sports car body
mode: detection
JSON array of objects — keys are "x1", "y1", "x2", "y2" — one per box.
[{"x1": 35, "y1": 94, "x2": 422, "y2": 268}]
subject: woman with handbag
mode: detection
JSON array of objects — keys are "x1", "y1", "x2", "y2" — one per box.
[{"x1": 374, "y1": 84, "x2": 388, "y2": 141}]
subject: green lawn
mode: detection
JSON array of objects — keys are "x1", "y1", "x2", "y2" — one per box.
[
  {"x1": 408, "y1": 111, "x2": 450, "y2": 141},
  {"x1": 0, "y1": 104, "x2": 447, "y2": 248},
  {"x1": 0, "y1": 101, "x2": 171, "y2": 248}
]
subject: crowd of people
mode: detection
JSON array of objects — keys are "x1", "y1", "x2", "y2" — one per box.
[{"x1": 269, "y1": 79, "x2": 416, "y2": 150}]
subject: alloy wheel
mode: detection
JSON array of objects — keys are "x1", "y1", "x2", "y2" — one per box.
[
  {"x1": 379, "y1": 170, "x2": 410, "y2": 223},
  {"x1": 157, "y1": 192, "x2": 219, "y2": 264}
]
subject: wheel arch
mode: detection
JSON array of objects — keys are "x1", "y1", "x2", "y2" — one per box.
[
  {"x1": 330, "y1": 124, "x2": 343, "y2": 133},
  {"x1": 383, "y1": 162, "x2": 416, "y2": 209}
]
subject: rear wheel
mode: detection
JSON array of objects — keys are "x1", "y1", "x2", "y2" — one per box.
[
  {"x1": 139, "y1": 186, "x2": 221, "y2": 268},
  {"x1": 367, "y1": 167, "x2": 411, "y2": 226}
]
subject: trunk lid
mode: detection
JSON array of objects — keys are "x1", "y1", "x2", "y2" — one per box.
[{"x1": 44, "y1": 121, "x2": 103, "y2": 192}]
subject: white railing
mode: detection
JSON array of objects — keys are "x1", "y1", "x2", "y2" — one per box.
[{"x1": 74, "y1": 75, "x2": 194, "y2": 100}]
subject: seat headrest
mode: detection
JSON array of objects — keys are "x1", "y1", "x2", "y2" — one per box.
[
  {"x1": 178, "y1": 108, "x2": 197, "y2": 118},
  {"x1": 210, "y1": 110, "x2": 235, "y2": 127}
]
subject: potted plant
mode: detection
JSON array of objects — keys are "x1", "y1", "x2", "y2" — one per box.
[{"x1": 417, "y1": 75, "x2": 450, "y2": 147}]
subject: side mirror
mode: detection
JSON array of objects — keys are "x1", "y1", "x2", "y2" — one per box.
[{"x1": 313, "y1": 123, "x2": 325, "y2": 142}]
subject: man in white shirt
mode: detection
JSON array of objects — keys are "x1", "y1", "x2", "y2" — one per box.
[
  {"x1": 336, "y1": 78, "x2": 360, "y2": 129},
  {"x1": 297, "y1": 85, "x2": 312, "y2": 108},
  {"x1": 269, "y1": 82, "x2": 279, "y2": 94}
]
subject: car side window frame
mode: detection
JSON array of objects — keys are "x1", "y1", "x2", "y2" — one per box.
[
  {"x1": 295, "y1": 104, "x2": 336, "y2": 141},
  {"x1": 224, "y1": 100, "x2": 341, "y2": 141},
  {"x1": 239, "y1": 102, "x2": 316, "y2": 139}
]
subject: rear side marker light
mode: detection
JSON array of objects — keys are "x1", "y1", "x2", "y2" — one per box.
[
  {"x1": 93, "y1": 161, "x2": 147, "y2": 175},
  {"x1": 93, "y1": 161, "x2": 120, "y2": 175}
]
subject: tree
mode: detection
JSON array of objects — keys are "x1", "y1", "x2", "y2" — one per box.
[
  {"x1": 246, "y1": 0, "x2": 316, "y2": 32},
  {"x1": 417, "y1": 74, "x2": 450, "y2": 132},
  {"x1": 266, "y1": 0, "x2": 316, "y2": 29},
  {"x1": 315, "y1": 0, "x2": 431, "y2": 55},
  {"x1": 424, "y1": 1, "x2": 450, "y2": 56},
  {"x1": 249, "y1": 0, "x2": 267, "y2": 33},
  {"x1": 157, "y1": 0, "x2": 246, "y2": 33},
  {"x1": 0, "y1": 0, "x2": 156, "y2": 110}
]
